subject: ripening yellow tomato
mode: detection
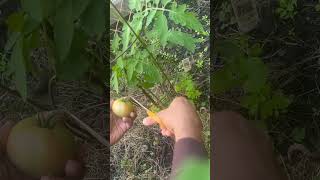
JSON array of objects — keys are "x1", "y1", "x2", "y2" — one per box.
[
  {"x1": 112, "y1": 98, "x2": 135, "y2": 118},
  {"x1": 6, "y1": 117, "x2": 77, "y2": 178}
]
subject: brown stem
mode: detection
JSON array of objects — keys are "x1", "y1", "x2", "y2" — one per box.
[
  {"x1": 139, "y1": 86, "x2": 161, "y2": 109},
  {"x1": 146, "y1": 88, "x2": 165, "y2": 109},
  {"x1": 110, "y1": 2, "x2": 176, "y2": 94}
]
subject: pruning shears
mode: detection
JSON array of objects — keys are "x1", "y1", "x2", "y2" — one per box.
[{"x1": 130, "y1": 96, "x2": 167, "y2": 130}]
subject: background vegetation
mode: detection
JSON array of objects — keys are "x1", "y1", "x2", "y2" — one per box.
[{"x1": 213, "y1": 0, "x2": 320, "y2": 179}]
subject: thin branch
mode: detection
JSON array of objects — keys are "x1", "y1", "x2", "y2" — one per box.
[
  {"x1": 61, "y1": 108, "x2": 110, "y2": 148},
  {"x1": 139, "y1": 86, "x2": 161, "y2": 109},
  {"x1": 110, "y1": 2, "x2": 176, "y2": 94}
]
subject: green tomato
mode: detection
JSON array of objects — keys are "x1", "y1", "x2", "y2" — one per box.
[
  {"x1": 112, "y1": 98, "x2": 135, "y2": 118},
  {"x1": 6, "y1": 117, "x2": 77, "y2": 178}
]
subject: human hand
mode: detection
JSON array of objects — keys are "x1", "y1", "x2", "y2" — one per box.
[
  {"x1": 0, "y1": 121, "x2": 84, "y2": 180},
  {"x1": 143, "y1": 97, "x2": 203, "y2": 142},
  {"x1": 110, "y1": 100, "x2": 137, "y2": 145}
]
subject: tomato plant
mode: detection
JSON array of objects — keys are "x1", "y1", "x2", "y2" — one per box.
[
  {"x1": 110, "y1": 0, "x2": 207, "y2": 105},
  {"x1": 2, "y1": 0, "x2": 107, "y2": 101},
  {"x1": 212, "y1": 35, "x2": 291, "y2": 120}
]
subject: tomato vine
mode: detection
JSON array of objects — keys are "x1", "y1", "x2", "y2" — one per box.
[{"x1": 110, "y1": 0, "x2": 207, "y2": 105}]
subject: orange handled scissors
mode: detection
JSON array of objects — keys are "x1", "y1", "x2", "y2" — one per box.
[{"x1": 130, "y1": 96, "x2": 167, "y2": 129}]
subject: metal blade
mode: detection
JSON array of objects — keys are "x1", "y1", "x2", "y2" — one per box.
[{"x1": 129, "y1": 96, "x2": 149, "y2": 111}]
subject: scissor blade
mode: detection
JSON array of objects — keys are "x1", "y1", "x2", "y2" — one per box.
[{"x1": 130, "y1": 96, "x2": 149, "y2": 111}]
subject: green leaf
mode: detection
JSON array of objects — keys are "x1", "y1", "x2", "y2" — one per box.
[
  {"x1": 146, "y1": 10, "x2": 157, "y2": 27},
  {"x1": 144, "y1": 63, "x2": 162, "y2": 84},
  {"x1": 154, "y1": 12, "x2": 169, "y2": 46},
  {"x1": 291, "y1": 128, "x2": 305, "y2": 143},
  {"x1": 168, "y1": 31, "x2": 199, "y2": 52},
  {"x1": 21, "y1": 0, "x2": 43, "y2": 21},
  {"x1": 126, "y1": 60, "x2": 138, "y2": 81},
  {"x1": 213, "y1": 39, "x2": 244, "y2": 60},
  {"x1": 21, "y1": 0, "x2": 58, "y2": 21},
  {"x1": 169, "y1": 3, "x2": 204, "y2": 33},
  {"x1": 56, "y1": 29, "x2": 89, "y2": 80},
  {"x1": 241, "y1": 58, "x2": 268, "y2": 93},
  {"x1": 54, "y1": 0, "x2": 74, "y2": 61},
  {"x1": 111, "y1": 71, "x2": 119, "y2": 93},
  {"x1": 22, "y1": 15, "x2": 40, "y2": 35},
  {"x1": 80, "y1": 0, "x2": 106, "y2": 35},
  {"x1": 10, "y1": 38, "x2": 27, "y2": 100},
  {"x1": 6, "y1": 12, "x2": 25, "y2": 32},
  {"x1": 211, "y1": 67, "x2": 241, "y2": 94},
  {"x1": 122, "y1": 25, "x2": 131, "y2": 52},
  {"x1": 111, "y1": 33, "x2": 121, "y2": 53},
  {"x1": 72, "y1": 0, "x2": 91, "y2": 20},
  {"x1": 161, "y1": 0, "x2": 171, "y2": 7},
  {"x1": 249, "y1": 43, "x2": 262, "y2": 57},
  {"x1": 129, "y1": 0, "x2": 142, "y2": 11},
  {"x1": 5, "y1": 32, "x2": 20, "y2": 52}
]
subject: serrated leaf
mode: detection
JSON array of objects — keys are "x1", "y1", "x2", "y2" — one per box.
[
  {"x1": 111, "y1": 33, "x2": 121, "y2": 53},
  {"x1": 10, "y1": 38, "x2": 27, "y2": 100},
  {"x1": 122, "y1": 25, "x2": 131, "y2": 52},
  {"x1": 154, "y1": 12, "x2": 168, "y2": 46},
  {"x1": 72, "y1": 0, "x2": 91, "y2": 20},
  {"x1": 241, "y1": 58, "x2": 268, "y2": 93},
  {"x1": 146, "y1": 10, "x2": 157, "y2": 27},
  {"x1": 168, "y1": 31, "x2": 200, "y2": 52},
  {"x1": 126, "y1": 60, "x2": 138, "y2": 81},
  {"x1": 144, "y1": 63, "x2": 162, "y2": 84},
  {"x1": 54, "y1": 0, "x2": 74, "y2": 61},
  {"x1": 80, "y1": 0, "x2": 106, "y2": 36},
  {"x1": 169, "y1": 3, "x2": 204, "y2": 33}
]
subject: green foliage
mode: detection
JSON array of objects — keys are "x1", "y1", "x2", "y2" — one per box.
[
  {"x1": 291, "y1": 127, "x2": 305, "y2": 143},
  {"x1": 177, "y1": 159, "x2": 210, "y2": 180},
  {"x1": 111, "y1": 0, "x2": 205, "y2": 94},
  {"x1": 212, "y1": 36, "x2": 291, "y2": 120},
  {"x1": 218, "y1": 2, "x2": 236, "y2": 29},
  {"x1": 175, "y1": 73, "x2": 201, "y2": 102},
  {"x1": 4, "y1": 0, "x2": 106, "y2": 99},
  {"x1": 276, "y1": 0, "x2": 297, "y2": 19}
]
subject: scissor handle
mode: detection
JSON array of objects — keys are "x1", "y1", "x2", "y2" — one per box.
[{"x1": 147, "y1": 110, "x2": 166, "y2": 129}]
